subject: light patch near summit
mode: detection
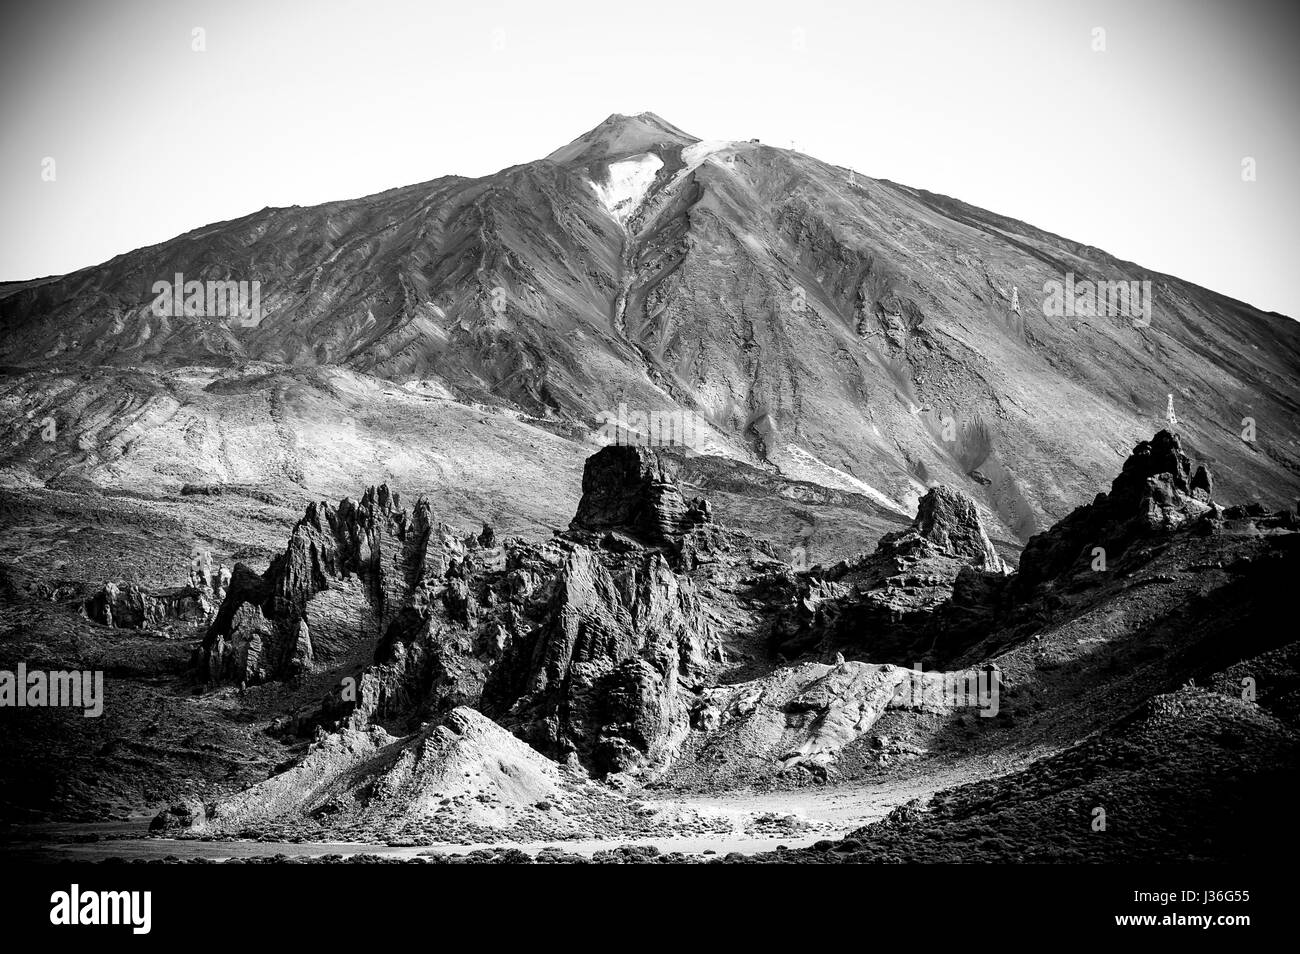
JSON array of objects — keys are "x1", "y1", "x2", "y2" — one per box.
[
  {"x1": 681, "y1": 139, "x2": 733, "y2": 169},
  {"x1": 590, "y1": 153, "x2": 663, "y2": 224}
]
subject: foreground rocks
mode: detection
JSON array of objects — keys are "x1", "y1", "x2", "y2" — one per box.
[
  {"x1": 742, "y1": 687, "x2": 1300, "y2": 863},
  {"x1": 196, "y1": 445, "x2": 744, "y2": 780},
  {"x1": 173, "y1": 706, "x2": 712, "y2": 844},
  {"x1": 771, "y1": 484, "x2": 1009, "y2": 663},
  {"x1": 667, "y1": 659, "x2": 997, "y2": 788},
  {"x1": 163, "y1": 430, "x2": 1299, "y2": 845}
]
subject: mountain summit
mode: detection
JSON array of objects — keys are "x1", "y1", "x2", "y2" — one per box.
[{"x1": 546, "y1": 111, "x2": 699, "y2": 165}]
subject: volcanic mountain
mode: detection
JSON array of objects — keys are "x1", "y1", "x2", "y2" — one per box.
[{"x1": 2, "y1": 111, "x2": 1298, "y2": 561}]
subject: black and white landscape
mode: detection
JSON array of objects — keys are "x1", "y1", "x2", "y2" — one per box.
[{"x1": 1, "y1": 1, "x2": 1298, "y2": 876}]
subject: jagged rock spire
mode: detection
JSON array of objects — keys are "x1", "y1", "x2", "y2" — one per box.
[
  {"x1": 908, "y1": 485, "x2": 1007, "y2": 573},
  {"x1": 1017, "y1": 429, "x2": 1213, "y2": 589}
]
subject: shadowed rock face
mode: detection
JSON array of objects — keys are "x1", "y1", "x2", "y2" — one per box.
[
  {"x1": 481, "y1": 544, "x2": 720, "y2": 775},
  {"x1": 197, "y1": 484, "x2": 455, "y2": 683},
  {"x1": 569, "y1": 445, "x2": 712, "y2": 547},
  {"x1": 478, "y1": 446, "x2": 729, "y2": 774},
  {"x1": 772, "y1": 484, "x2": 1008, "y2": 662},
  {"x1": 1016, "y1": 430, "x2": 1215, "y2": 591}
]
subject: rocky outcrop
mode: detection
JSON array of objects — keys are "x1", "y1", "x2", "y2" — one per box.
[
  {"x1": 481, "y1": 544, "x2": 721, "y2": 777},
  {"x1": 481, "y1": 449, "x2": 729, "y2": 775},
  {"x1": 1016, "y1": 430, "x2": 1214, "y2": 591},
  {"x1": 342, "y1": 448, "x2": 726, "y2": 777},
  {"x1": 202, "y1": 445, "x2": 735, "y2": 779},
  {"x1": 771, "y1": 433, "x2": 1237, "y2": 667},
  {"x1": 667, "y1": 658, "x2": 999, "y2": 787},
  {"x1": 324, "y1": 533, "x2": 560, "y2": 732},
  {"x1": 569, "y1": 445, "x2": 713, "y2": 549},
  {"x1": 211, "y1": 430, "x2": 1245, "y2": 796},
  {"x1": 197, "y1": 485, "x2": 461, "y2": 684},
  {"x1": 772, "y1": 485, "x2": 1008, "y2": 662},
  {"x1": 904, "y1": 486, "x2": 1007, "y2": 573},
  {"x1": 84, "y1": 554, "x2": 228, "y2": 631}
]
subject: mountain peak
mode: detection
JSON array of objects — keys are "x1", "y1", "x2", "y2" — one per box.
[{"x1": 547, "y1": 111, "x2": 698, "y2": 165}]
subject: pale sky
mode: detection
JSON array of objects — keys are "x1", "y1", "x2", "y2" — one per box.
[{"x1": 2, "y1": 0, "x2": 1297, "y2": 316}]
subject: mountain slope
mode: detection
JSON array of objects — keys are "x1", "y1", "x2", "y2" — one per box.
[{"x1": 2, "y1": 112, "x2": 1297, "y2": 545}]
